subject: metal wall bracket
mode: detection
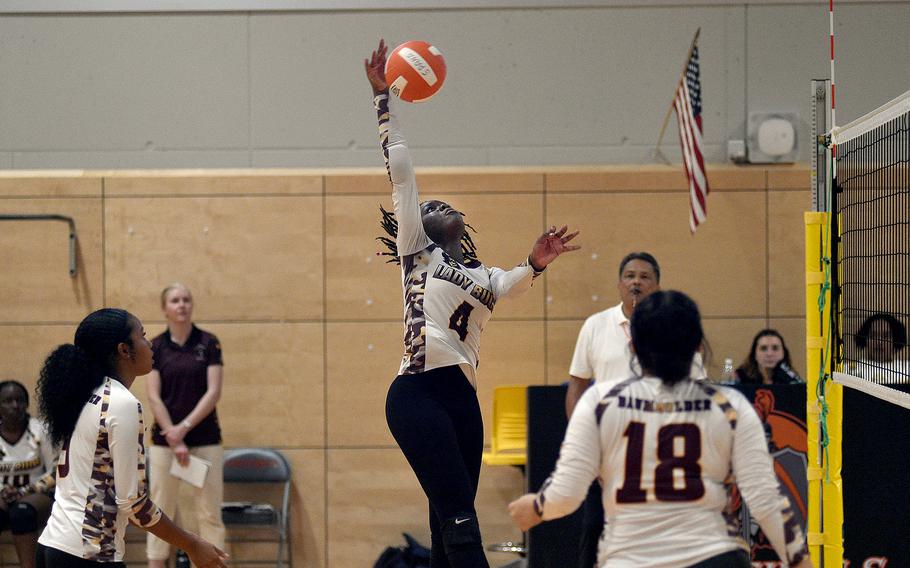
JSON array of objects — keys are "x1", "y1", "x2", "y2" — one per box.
[{"x1": 0, "y1": 214, "x2": 78, "y2": 277}]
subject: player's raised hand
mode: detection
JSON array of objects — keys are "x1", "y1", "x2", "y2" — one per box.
[
  {"x1": 529, "y1": 225, "x2": 581, "y2": 271},
  {"x1": 364, "y1": 38, "x2": 388, "y2": 94}
]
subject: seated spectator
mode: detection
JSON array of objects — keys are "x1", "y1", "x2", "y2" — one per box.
[
  {"x1": 852, "y1": 313, "x2": 908, "y2": 384},
  {"x1": 0, "y1": 380, "x2": 57, "y2": 568},
  {"x1": 736, "y1": 329, "x2": 803, "y2": 385}
]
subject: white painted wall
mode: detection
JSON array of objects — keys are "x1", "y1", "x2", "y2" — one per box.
[{"x1": 0, "y1": 2, "x2": 907, "y2": 169}]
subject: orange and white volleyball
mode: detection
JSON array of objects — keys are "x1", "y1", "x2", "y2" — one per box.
[{"x1": 385, "y1": 40, "x2": 447, "y2": 103}]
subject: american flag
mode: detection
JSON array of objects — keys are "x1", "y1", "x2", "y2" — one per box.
[{"x1": 673, "y1": 42, "x2": 709, "y2": 232}]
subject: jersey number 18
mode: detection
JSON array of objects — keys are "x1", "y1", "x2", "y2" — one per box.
[{"x1": 616, "y1": 421, "x2": 705, "y2": 503}]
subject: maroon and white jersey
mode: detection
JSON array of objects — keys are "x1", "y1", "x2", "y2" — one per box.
[
  {"x1": 39, "y1": 378, "x2": 161, "y2": 561},
  {"x1": 0, "y1": 417, "x2": 56, "y2": 489},
  {"x1": 375, "y1": 93, "x2": 539, "y2": 387},
  {"x1": 536, "y1": 377, "x2": 807, "y2": 567}
]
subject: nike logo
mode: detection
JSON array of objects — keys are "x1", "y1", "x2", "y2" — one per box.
[{"x1": 454, "y1": 517, "x2": 471, "y2": 525}]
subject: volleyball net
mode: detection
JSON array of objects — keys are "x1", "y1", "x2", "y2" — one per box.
[{"x1": 830, "y1": 90, "x2": 910, "y2": 405}]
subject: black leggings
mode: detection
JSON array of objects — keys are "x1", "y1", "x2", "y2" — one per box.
[
  {"x1": 386, "y1": 367, "x2": 490, "y2": 568},
  {"x1": 36, "y1": 543, "x2": 126, "y2": 568}
]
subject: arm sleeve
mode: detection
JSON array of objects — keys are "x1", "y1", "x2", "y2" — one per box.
[
  {"x1": 107, "y1": 398, "x2": 162, "y2": 528},
  {"x1": 207, "y1": 333, "x2": 224, "y2": 366},
  {"x1": 489, "y1": 259, "x2": 540, "y2": 301},
  {"x1": 568, "y1": 318, "x2": 594, "y2": 380},
  {"x1": 534, "y1": 386, "x2": 602, "y2": 520},
  {"x1": 375, "y1": 92, "x2": 431, "y2": 257},
  {"x1": 730, "y1": 396, "x2": 808, "y2": 564}
]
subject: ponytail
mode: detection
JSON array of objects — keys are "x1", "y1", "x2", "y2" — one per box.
[
  {"x1": 38, "y1": 344, "x2": 101, "y2": 447},
  {"x1": 37, "y1": 308, "x2": 135, "y2": 447}
]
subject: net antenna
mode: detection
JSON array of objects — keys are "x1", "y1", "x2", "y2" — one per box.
[{"x1": 804, "y1": 3, "x2": 845, "y2": 566}]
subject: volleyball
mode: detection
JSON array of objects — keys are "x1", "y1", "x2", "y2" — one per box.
[{"x1": 385, "y1": 40, "x2": 447, "y2": 103}]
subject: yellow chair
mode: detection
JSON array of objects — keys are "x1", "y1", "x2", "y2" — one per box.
[
  {"x1": 482, "y1": 385, "x2": 527, "y2": 467},
  {"x1": 483, "y1": 385, "x2": 528, "y2": 564}
]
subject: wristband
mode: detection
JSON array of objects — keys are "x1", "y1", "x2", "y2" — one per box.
[
  {"x1": 527, "y1": 256, "x2": 546, "y2": 276},
  {"x1": 373, "y1": 93, "x2": 389, "y2": 110},
  {"x1": 181, "y1": 419, "x2": 193, "y2": 430}
]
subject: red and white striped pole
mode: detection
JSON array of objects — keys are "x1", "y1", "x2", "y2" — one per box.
[{"x1": 829, "y1": 0, "x2": 837, "y2": 161}]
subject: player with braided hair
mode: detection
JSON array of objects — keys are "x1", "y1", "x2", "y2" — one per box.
[{"x1": 365, "y1": 39, "x2": 580, "y2": 568}]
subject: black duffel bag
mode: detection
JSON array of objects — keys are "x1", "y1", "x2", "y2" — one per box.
[{"x1": 374, "y1": 533, "x2": 431, "y2": 568}]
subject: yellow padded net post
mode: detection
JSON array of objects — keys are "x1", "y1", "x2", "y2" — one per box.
[{"x1": 805, "y1": 211, "x2": 843, "y2": 567}]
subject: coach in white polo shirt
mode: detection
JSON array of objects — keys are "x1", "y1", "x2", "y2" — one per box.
[{"x1": 565, "y1": 252, "x2": 706, "y2": 568}]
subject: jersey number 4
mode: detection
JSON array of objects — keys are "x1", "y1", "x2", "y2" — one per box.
[
  {"x1": 616, "y1": 421, "x2": 705, "y2": 503},
  {"x1": 448, "y1": 301, "x2": 474, "y2": 342}
]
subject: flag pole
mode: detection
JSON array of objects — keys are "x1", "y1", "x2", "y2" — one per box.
[{"x1": 654, "y1": 28, "x2": 701, "y2": 159}]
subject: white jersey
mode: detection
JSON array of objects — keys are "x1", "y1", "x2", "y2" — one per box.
[
  {"x1": 570, "y1": 303, "x2": 706, "y2": 386},
  {"x1": 0, "y1": 417, "x2": 56, "y2": 489},
  {"x1": 39, "y1": 377, "x2": 162, "y2": 561},
  {"x1": 536, "y1": 377, "x2": 807, "y2": 567},
  {"x1": 376, "y1": 93, "x2": 538, "y2": 387}
]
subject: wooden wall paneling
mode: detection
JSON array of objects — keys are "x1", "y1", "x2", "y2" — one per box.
[
  {"x1": 103, "y1": 172, "x2": 322, "y2": 197},
  {"x1": 103, "y1": 195, "x2": 323, "y2": 321},
  {"x1": 327, "y1": 449, "x2": 428, "y2": 568},
  {"x1": 546, "y1": 320, "x2": 585, "y2": 386},
  {"x1": 117, "y1": 207, "x2": 328, "y2": 494},
  {"x1": 206, "y1": 322, "x2": 324, "y2": 447},
  {"x1": 0, "y1": 198, "x2": 103, "y2": 322},
  {"x1": 0, "y1": 325, "x2": 76, "y2": 396},
  {"x1": 453, "y1": 193, "x2": 545, "y2": 320},
  {"x1": 0, "y1": 174, "x2": 102, "y2": 198},
  {"x1": 326, "y1": 322, "x2": 402, "y2": 447},
  {"x1": 546, "y1": 166, "x2": 765, "y2": 193},
  {"x1": 326, "y1": 170, "x2": 544, "y2": 196},
  {"x1": 324, "y1": 171, "x2": 388, "y2": 195},
  {"x1": 766, "y1": 166, "x2": 810, "y2": 191},
  {"x1": 277, "y1": 448, "x2": 327, "y2": 568},
  {"x1": 324, "y1": 195, "x2": 402, "y2": 321},
  {"x1": 546, "y1": 191, "x2": 768, "y2": 319},
  {"x1": 769, "y1": 189, "x2": 812, "y2": 317}
]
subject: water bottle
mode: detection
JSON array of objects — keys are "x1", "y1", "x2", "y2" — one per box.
[
  {"x1": 175, "y1": 549, "x2": 190, "y2": 568},
  {"x1": 722, "y1": 358, "x2": 735, "y2": 383}
]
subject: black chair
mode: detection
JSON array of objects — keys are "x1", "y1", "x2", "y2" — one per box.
[{"x1": 221, "y1": 448, "x2": 291, "y2": 567}]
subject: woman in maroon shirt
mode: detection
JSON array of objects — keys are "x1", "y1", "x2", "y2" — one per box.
[{"x1": 145, "y1": 284, "x2": 226, "y2": 568}]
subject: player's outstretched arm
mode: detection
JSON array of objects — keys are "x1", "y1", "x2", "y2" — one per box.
[{"x1": 528, "y1": 225, "x2": 581, "y2": 272}]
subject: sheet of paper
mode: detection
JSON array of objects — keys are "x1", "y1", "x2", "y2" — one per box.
[{"x1": 169, "y1": 454, "x2": 211, "y2": 489}]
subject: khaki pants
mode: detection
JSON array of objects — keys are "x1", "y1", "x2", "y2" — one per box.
[{"x1": 146, "y1": 444, "x2": 226, "y2": 561}]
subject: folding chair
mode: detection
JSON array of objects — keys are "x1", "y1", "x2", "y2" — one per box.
[{"x1": 221, "y1": 448, "x2": 291, "y2": 567}]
